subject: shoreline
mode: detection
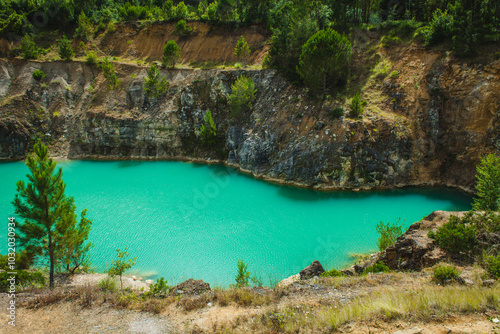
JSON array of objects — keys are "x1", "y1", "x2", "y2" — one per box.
[{"x1": 4, "y1": 154, "x2": 476, "y2": 195}]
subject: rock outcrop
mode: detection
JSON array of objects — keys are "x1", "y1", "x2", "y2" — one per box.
[
  {"x1": 299, "y1": 260, "x2": 325, "y2": 279},
  {"x1": 346, "y1": 211, "x2": 466, "y2": 274},
  {"x1": 0, "y1": 39, "x2": 499, "y2": 193},
  {"x1": 171, "y1": 278, "x2": 211, "y2": 296}
]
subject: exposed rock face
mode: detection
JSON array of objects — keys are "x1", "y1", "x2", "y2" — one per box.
[
  {"x1": 347, "y1": 211, "x2": 466, "y2": 274},
  {"x1": 299, "y1": 260, "x2": 325, "y2": 279},
  {"x1": 171, "y1": 278, "x2": 211, "y2": 296},
  {"x1": 0, "y1": 52, "x2": 499, "y2": 192}
]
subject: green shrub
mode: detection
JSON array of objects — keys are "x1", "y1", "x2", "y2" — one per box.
[
  {"x1": 433, "y1": 265, "x2": 460, "y2": 283},
  {"x1": 119, "y1": 3, "x2": 149, "y2": 21},
  {"x1": 381, "y1": 35, "x2": 401, "y2": 48},
  {"x1": 297, "y1": 29, "x2": 351, "y2": 96},
  {"x1": 376, "y1": 218, "x2": 404, "y2": 251},
  {"x1": 143, "y1": 64, "x2": 168, "y2": 98},
  {"x1": 85, "y1": 51, "x2": 99, "y2": 66},
  {"x1": 485, "y1": 255, "x2": 500, "y2": 279},
  {"x1": 363, "y1": 261, "x2": 390, "y2": 275},
  {"x1": 349, "y1": 93, "x2": 364, "y2": 118},
  {"x1": 99, "y1": 57, "x2": 121, "y2": 90},
  {"x1": 162, "y1": 40, "x2": 181, "y2": 68},
  {"x1": 473, "y1": 154, "x2": 500, "y2": 212},
  {"x1": 390, "y1": 70, "x2": 399, "y2": 78},
  {"x1": 329, "y1": 107, "x2": 344, "y2": 119},
  {"x1": 228, "y1": 75, "x2": 257, "y2": 119},
  {"x1": 19, "y1": 35, "x2": 41, "y2": 60},
  {"x1": 98, "y1": 276, "x2": 117, "y2": 292},
  {"x1": 107, "y1": 21, "x2": 116, "y2": 33},
  {"x1": 320, "y1": 268, "x2": 343, "y2": 277},
  {"x1": 425, "y1": 9, "x2": 454, "y2": 46},
  {"x1": 97, "y1": 21, "x2": 107, "y2": 33},
  {"x1": 74, "y1": 11, "x2": 93, "y2": 41},
  {"x1": 172, "y1": 1, "x2": 190, "y2": 20},
  {"x1": 234, "y1": 35, "x2": 250, "y2": 63},
  {"x1": 428, "y1": 214, "x2": 476, "y2": 257},
  {"x1": 0, "y1": 270, "x2": 45, "y2": 292},
  {"x1": 58, "y1": 34, "x2": 74, "y2": 61},
  {"x1": 200, "y1": 110, "x2": 217, "y2": 145},
  {"x1": 235, "y1": 259, "x2": 250, "y2": 287},
  {"x1": 174, "y1": 19, "x2": 193, "y2": 37},
  {"x1": 0, "y1": 251, "x2": 34, "y2": 270},
  {"x1": 147, "y1": 277, "x2": 170, "y2": 296},
  {"x1": 32, "y1": 70, "x2": 46, "y2": 81}
]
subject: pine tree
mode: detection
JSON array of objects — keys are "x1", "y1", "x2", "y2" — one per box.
[
  {"x1": 162, "y1": 40, "x2": 181, "y2": 68},
  {"x1": 228, "y1": 75, "x2": 256, "y2": 119},
  {"x1": 298, "y1": 29, "x2": 351, "y2": 97},
  {"x1": 108, "y1": 248, "x2": 137, "y2": 291},
  {"x1": 234, "y1": 35, "x2": 250, "y2": 64},
  {"x1": 58, "y1": 34, "x2": 74, "y2": 61},
  {"x1": 143, "y1": 64, "x2": 169, "y2": 99},
  {"x1": 74, "y1": 11, "x2": 93, "y2": 41},
  {"x1": 12, "y1": 142, "x2": 92, "y2": 288},
  {"x1": 473, "y1": 154, "x2": 500, "y2": 211},
  {"x1": 200, "y1": 110, "x2": 217, "y2": 145},
  {"x1": 235, "y1": 259, "x2": 250, "y2": 287}
]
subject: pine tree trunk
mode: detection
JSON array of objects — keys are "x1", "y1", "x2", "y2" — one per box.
[
  {"x1": 323, "y1": 70, "x2": 327, "y2": 99},
  {"x1": 48, "y1": 232, "x2": 54, "y2": 289}
]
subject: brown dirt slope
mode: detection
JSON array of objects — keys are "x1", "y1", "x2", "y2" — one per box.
[{"x1": 96, "y1": 21, "x2": 269, "y2": 65}]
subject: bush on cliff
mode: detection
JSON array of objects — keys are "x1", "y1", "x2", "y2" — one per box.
[
  {"x1": 428, "y1": 213, "x2": 477, "y2": 258},
  {"x1": 143, "y1": 64, "x2": 168, "y2": 99},
  {"x1": 363, "y1": 261, "x2": 390, "y2": 275},
  {"x1": 473, "y1": 154, "x2": 500, "y2": 212},
  {"x1": 199, "y1": 110, "x2": 217, "y2": 146},
  {"x1": 162, "y1": 40, "x2": 181, "y2": 68},
  {"x1": 320, "y1": 268, "x2": 343, "y2": 277},
  {"x1": 32, "y1": 70, "x2": 46, "y2": 82},
  {"x1": 20, "y1": 35, "x2": 41, "y2": 60},
  {"x1": 58, "y1": 34, "x2": 74, "y2": 61},
  {"x1": 228, "y1": 75, "x2": 256, "y2": 119},
  {"x1": 376, "y1": 218, "x2": 404, "y2": 251}
]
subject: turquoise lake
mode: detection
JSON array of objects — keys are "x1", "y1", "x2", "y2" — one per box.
[{"x1": 0, "y1": 160, "x2": 472, "y2": 286}]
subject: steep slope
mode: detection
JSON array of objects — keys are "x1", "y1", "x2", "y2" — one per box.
[{"x1": 0, "y1": 24, "x2": 499, "y2": 192}]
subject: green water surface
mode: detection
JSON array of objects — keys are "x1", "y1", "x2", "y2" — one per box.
[{"x1": 0, "y1": 160, "x2": 472, "y2": 286}]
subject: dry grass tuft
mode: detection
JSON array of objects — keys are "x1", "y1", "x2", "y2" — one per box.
[
  {"x1": 213, "y1": 287, "x2": 279, "y2": 307},
  {"x1": 178, "y1": 294, "x2": 213, "y2": 312},
  {"x1": 320, "y1": 283, "x2": 500, "y2": 329}
]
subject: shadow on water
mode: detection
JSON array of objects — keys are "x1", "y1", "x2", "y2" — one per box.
[
  {"x1": 116, "y1": 161, "x2": 144, "y2": 168},
  {"x1": 276, "y1": 184, "x2": 473, "y2": 208}
]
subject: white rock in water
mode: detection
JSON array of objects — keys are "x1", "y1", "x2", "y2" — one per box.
[{"x1": 145, "y1": 279, "x2": 154, "y2": 284}]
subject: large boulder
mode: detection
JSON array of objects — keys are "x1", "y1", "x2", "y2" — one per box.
[
  {"x1": 170, "y1": 278, "x2": 211, "y2": 296},
  {"x1": 344, "y1": 211, "x2": 467, "y2": 274},
  {"x1": 299, "y1": 260, "x2": 325, "y2": 280}
]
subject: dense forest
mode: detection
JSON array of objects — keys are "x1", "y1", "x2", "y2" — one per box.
[{"x1": 1, "y1": 0, "x2": 499, "y2": 91}]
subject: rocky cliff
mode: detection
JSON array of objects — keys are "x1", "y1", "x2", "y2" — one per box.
[{"x1": 1, "y1": 32, "x2": 499, "y2": 192}]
